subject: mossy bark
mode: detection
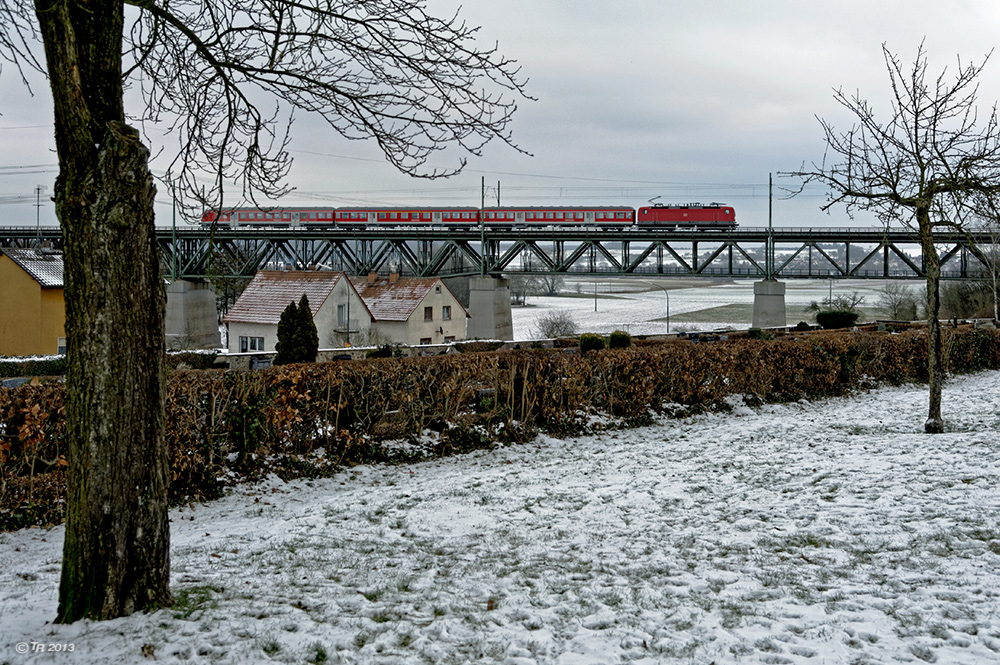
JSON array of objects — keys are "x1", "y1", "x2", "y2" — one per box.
[{"x1": 34, "y1": 0, "x2": 172, "y2": 622}]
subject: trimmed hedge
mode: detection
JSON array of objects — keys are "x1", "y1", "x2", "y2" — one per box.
[
  {"x1": 0, "y1": 357, "x2": 67, "y2": 379},
  {"x1": 816, "y1": 310, "x2": 860, "y2": 329},
  {"x1": 2, "y1": 327, "x2": 999, "y2": 531}
]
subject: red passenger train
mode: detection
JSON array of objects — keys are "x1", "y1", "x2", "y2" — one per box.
[{"x1": 201, "y1": 202, "x2": 736, "y2": 230}]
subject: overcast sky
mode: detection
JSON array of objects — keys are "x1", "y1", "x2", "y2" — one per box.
[{"x1": 3, "y1": 1, "x2": 1000, "y2": 228}]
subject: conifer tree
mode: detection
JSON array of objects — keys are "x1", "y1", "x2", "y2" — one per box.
[
  {"x1": 273, "y1": 300, "x2": 299, "y2": 366},
  {"x1": 297, "y1": 294, "x2": 319, "y2": 363}
]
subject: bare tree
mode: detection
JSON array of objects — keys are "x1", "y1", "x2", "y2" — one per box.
[
  {"x1": 878, "y1": 282, "x2": 919, "y2": 320},
  {"x1": 537, "y1": 274, "x2": 564, "y2": 296},
  {"x1": 534, "y1": 310, "x2": 577, "y2": 339},
  {"x1": 787, "y1": 43, "x2": 1000, "y2": 433},
  {"x1": 0, "y1": 0, "x2": 528, "y2": 622},
  {"x1": 507, "y1": 273, "x2": 542, "y2": 306},
  {"x1": 980, "y1": 217, "x2": 1000, "y2": 320}
]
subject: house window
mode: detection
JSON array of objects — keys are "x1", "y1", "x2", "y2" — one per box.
[
  {"x1": 239, "y1": 336, "x2": 264, "y2": 352},
  {"x1": 442, "y1": 306, "x2": 451, "y2": 321},
  {"x1": 337, "y1": 304, "x2": 347, "y2": 327},
  {"x1": 420, "y1": 337, "x2": 432, "y2": 345},
  {"x1": 424, "y1": 306, "x2": 433, "y2": 321},
  {"x1": 444, "y1": 336, "x2": 455, "y2": 343}
]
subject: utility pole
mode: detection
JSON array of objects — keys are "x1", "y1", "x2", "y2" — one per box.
[
  {"x1": 35, "y1": 184, "x2": 46, "y2": 247},
  {"x1": 767, "y1": 173, "x2": 774, "y2": 280},
  {"x1": 480, "y1": 176, "x2": 486, "y2": 277},
  {"x1": 171, "y1": 182, "x2": 178, "y2": 281}
]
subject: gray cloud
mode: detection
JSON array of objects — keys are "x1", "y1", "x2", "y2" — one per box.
[{"x1": 2, "y1": 1, "x2": 1000, "y2": 228}]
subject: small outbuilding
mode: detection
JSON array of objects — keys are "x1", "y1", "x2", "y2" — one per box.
[{"x1": 0, "y1": 248, "x2": 66, "y2": 356}]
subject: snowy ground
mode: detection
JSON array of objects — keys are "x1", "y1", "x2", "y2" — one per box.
[
  {"x1": 2, "y1": 371, "x2": 1000, "y2": 664},
  {"x1": 510, "y1": 278, "x2": 898, "y2": 339}
]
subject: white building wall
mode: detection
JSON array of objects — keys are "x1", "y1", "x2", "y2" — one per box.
[
  {"x1": 406, "y1": 284, "x2": 466, "y2": 345},
  {"x1": 315, "y1": 280, "x2": 371, "y2": 347},
  {"x1": 226, "y1": 321, "x2": 277, "y2": 353}
]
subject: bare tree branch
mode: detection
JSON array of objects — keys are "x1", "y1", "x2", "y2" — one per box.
[{"x1": 782, "y1": 41, "x2": 1000, "y2": 433}]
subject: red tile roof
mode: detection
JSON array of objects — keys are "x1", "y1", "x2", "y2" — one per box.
[
  {"x1": 351, "y1": 277, "x2": 440, "y2": 322},
  {"x1": 352, "y1": 276, "x2": 467, "y2": 322},
  {"x1": 223, "y1": 271, "x2": 346, "y2": 324}
]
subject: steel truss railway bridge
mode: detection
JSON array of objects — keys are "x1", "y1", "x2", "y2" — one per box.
[{"x1": 1, "y1": 225, "x2": 995, "y2": 280}]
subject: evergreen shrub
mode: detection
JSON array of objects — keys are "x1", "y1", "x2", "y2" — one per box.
[
  {"x1": 609, "y1": 330, "x2": 632, "y2": 348},
  {"x1": 816, "y1": 310, "x2": 860, "y2": 330},
  {"x1": 579, "y1": 333, "x2": 606, "y2": 354}
]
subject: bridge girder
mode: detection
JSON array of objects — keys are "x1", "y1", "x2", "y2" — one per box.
[{"x1": 1, "y1": 225, "x2": 995, "y2": 281}]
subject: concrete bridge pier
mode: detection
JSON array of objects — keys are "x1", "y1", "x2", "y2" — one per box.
[
  {"x1": 165, "y1": 279, "x2": 222, "y2": 350},
  {"x1": 752, "y1": 279, "x2": 787, "y2": 329},
  {"x1": 467, "y1": 276, "x2": 514, "y2": 340}
]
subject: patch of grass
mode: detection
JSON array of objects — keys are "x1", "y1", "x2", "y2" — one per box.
[
  {"x1": 306, "y1": 642, "x2": 329, "y2": 664},
  {"x1": 259, "y1": 638, "x2": 281, "y2": 656},
  {"x1": 172, "y1": 584, "x2": 223, "y2": 619}
]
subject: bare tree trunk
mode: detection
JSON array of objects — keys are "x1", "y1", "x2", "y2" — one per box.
[
  {"x1": 55, "y1": 121, "x2": 172, "y2": 622},
  {"x1": 919, "y1": 209, "x2": 945, "y2": 433},
  {"x1": 33, "y1": 0, "x2": 171, "y2": 622}
]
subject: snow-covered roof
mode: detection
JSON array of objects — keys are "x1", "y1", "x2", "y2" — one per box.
[
  {"x1": 1, "y1": 248, "x2": 64, "y2": 288},
  {"x1": 352, "y1": 276, "x2": 464, "y2": 322},
  {"x1": 223, "y1": 270, "x2": 349, "y2": 325}
]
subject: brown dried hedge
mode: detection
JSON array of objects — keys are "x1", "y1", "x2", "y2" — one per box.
[{"x1": 1, "y1": 327, "x2": 998, "y2": 531}]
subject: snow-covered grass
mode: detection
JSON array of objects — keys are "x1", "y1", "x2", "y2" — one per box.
[
  {"x1": 511, "y1": 278, "x2": 901, "y2": 339},
  {"x1": 2, "y1": 371, "x2": 1000, "y2": 664}
]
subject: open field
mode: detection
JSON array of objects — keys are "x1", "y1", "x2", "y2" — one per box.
[
  {"x1": 512, "y1": 277, "x2": 910, "y2": 338},
  {"x1": 2, "y1": 371, "x2": 998, "y2": 664}
]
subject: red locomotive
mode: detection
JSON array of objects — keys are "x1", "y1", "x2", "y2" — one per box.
[
  {"x1": 201, "y1": 202, "x2": 736, "y2": 230},
  {"x1": 637, "y1": 203, "x2": 735, "y2": 229}
]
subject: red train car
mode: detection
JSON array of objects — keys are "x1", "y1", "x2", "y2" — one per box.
[
  {"x1": 334, "y1": 207, "x2": 480, "y2": 227},
  {"x1": 201, "y1": 207, "x2": 337, "y2": 227},
  {"x1": 636, "y1": 203, "x2": 736, "y2": 229},
  {"x1": 482, "y1": 206, "x2": 635, "y2": 227}
]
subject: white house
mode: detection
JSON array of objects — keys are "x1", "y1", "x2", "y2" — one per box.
[
  {"x1": 351, "y1": 273, "x2": 468, "y2": 346},
  {"x1": 223, "y1": 270, "x2": 468, "y2": 353},
  {"x1": 223, "y1": 271, "x2": 370, "y2": 353}
]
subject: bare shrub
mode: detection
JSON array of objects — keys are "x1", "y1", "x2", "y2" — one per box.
[{"x1": 534, "y1": 310, "x2": 577, "y2": 338}]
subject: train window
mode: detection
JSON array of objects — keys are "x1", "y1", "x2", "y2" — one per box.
[
  {"x1": 544, "y1": 212, "x2": 553, "y2": 219},
  {"x1": 616, "y1": 212, "x2": 625, "y2": 219},
  {"x1": 378, "y1": 213, "x2": 386, "y2": 219},
  {"x1": 389, "y1": 212, "x2": 397, "y2": 219},
  {"x1": 527, "y1": 212, "x2": 535, "y2": 219},
  {"x1": 596, "y1": 212, "x2": 605, "y2": 219},
  {"x1": 725, "y1": 209, "x2": 731, "y2": 214},
  {"x1": 555, "y1": 212, "x2": 564, "y2": 219},
  {"x1": 423, "y1": 213, "x2": 431, "y2": 220}
]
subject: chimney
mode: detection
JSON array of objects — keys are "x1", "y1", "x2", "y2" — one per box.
[
  {"x1": 367, "y1": 271, "x2": 377, "y2": 284},
  {"x1": 389, "y1": 272, "x2": 399, "y2": 283}
]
